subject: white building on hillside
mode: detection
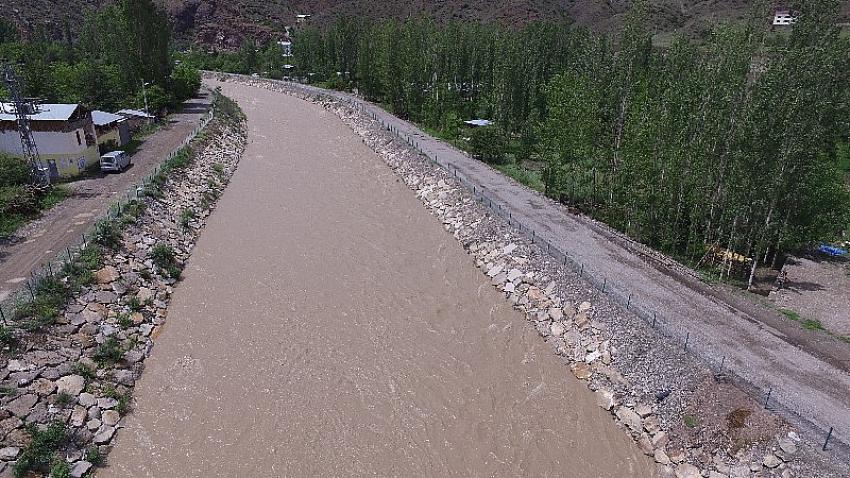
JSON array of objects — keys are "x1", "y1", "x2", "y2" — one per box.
[{"x1": 773, "y1": 10, "x2": 798, "y2": 26}]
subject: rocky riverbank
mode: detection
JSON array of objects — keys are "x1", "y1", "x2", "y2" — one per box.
[
  {"x1": 0, "y1": 97, "x2": 246, "y2": 478},
  {"x1": 214, "y1": 74, "x2": 848, "y2": 478}
]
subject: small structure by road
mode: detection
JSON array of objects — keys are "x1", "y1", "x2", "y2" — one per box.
[
  {"x1": 0, "y1": 102, "x2": 99, "y2": 179},
  {"x1": 117, "y1": 108, "x2": 156, "y2": 132},
  {"x1": 92, "y1": 110, "x2": 131, "y2": 153}
]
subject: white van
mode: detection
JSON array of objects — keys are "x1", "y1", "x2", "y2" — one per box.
[{"x1": 100, "y1": 151, "x2": 131, "y2": 172}]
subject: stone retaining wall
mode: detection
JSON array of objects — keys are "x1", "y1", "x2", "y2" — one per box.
[{"x1": 0, "y1": 110, "x2": 246, "y2": 478}]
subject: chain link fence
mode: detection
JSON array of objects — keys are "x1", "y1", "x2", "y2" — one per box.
[{"x1": 0, "y1": 109, "x2": 214, "y2": 328}]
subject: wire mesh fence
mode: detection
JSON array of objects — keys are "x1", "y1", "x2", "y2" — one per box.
[
  {"x1": 0, "y1": 109, "x2": 215, "y2": 328},
  {"x1": 212, "y1": 73, "x2": 848, "y2": 453},
  {"x1": 352, "y1": 94, "x2": 845, "y2": 454}
]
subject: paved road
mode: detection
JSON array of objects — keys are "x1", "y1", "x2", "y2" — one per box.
[
  {"x1": 0, "y1": 93, "x2": 211, "y2": 303},
  {"x1": 217, "y1": 76, "x2": 850, "y2": 448},
  {"x1": 100, "y1": 81, "x2": 653, "y2": 476}
]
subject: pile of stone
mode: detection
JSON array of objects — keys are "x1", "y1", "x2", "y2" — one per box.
[{"x1": 0, "y1": 118, "x2": 246, "y2": 477}]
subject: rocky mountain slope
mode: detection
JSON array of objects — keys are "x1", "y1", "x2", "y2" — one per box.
[{"x1": 5, "y1": 0, "x2": 850, "y2": 48}]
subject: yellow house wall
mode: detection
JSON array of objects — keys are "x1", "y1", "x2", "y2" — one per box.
[
  {"x1": 97, "y1": 128, "x2": 120, "y2": 148},
  {"x1": 41, "y1": 144, "x2": 101, "y2": 177}
]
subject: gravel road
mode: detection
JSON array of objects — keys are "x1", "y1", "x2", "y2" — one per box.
[
  {"x1": 244, "y1": 79, "x2": 850, "y2": 449},
  {"x1": 0, "y1": 93, "x2": 211, "y2": 303},
  {"x1": 98, "y1": 81, "x2": 653, "y2": 476}
]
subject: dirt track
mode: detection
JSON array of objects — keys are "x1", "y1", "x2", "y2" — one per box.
[
  {"x1": 98, "y1": 82, "x2": 652, "y2": 476},
  {"x1": 0, "y1": 93, "x2": 211, "y2": 304}
]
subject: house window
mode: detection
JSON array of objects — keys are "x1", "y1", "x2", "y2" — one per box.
[{"x1": 76, "y1": 131, "x2": 81, "y2": 145}]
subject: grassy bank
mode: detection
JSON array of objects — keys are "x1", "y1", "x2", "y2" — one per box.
[{"x1": 0, "y1": 153, "x2": 72, "y2": 239}]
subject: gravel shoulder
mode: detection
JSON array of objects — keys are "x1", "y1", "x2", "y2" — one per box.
[
  {"x1": 0, "y1": 93, "x2": 212, "y2": 304},
  {"x1": 98, "y1": 81, "x2": 653, "y2": 477},
  {"x1": 771, "y1": 256, "x2": 850, "y2": 337}
]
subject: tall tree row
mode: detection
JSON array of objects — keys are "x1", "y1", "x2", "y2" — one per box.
[
  {"x1": 291, "y1": 2, "x2": 849, "y2": 279},
  {"x1": 1, "y1": 0, "x2": 198, "y2": 112}
]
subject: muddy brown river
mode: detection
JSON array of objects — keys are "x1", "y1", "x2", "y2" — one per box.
[{"x1": 99, "y1": 81, "x2": 653, "y2": 477}]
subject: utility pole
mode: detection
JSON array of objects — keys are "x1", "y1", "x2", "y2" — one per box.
[
  {"x1": 2, "y1": 64, "x2": 50, "y2": 187},
  {"x1": 141, "y1": 80, "x2": 150, "y2": 116}
]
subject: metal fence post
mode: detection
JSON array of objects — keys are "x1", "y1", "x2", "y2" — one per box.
[{"x1": 823, "y1": 427, "x2": 833, "y2": 451}]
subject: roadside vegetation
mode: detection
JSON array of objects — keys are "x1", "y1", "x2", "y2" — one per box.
[
  {"x1": 0, "y1": 152, "x2": 70, "y2": 239},
  {"x1": 252, "y1": 0, "x2": 847, "y2": 289},
  {"x1": 0, "y1": 0, "x2": 201, "y2": 113}
]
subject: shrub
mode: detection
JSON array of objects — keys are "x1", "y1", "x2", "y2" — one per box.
[
  {"x1": 49, "y1": 460, "x2": 70, "y2": 478},
  {"x1": 13, "y1": 422, "x2": 68, "y2": 477},
  {"x1": 150, "y1": 243, "x2": 175, "y2": 269},
  {"x1": 15, "y1": 275, "x2": 69, "y2": 329},
  {"x1": 93, "y1": 337, "x2": 124, "y2": 365},
  {"x1": 212, "y1": 163, "x2": 225, "y2": 178},
  {"x1": 54, "y1": 392, "x2": 73, "y2": 407},
  {"x1": 117, "y1": 312, "x2": 133, "y2": 329},
  {"x1": 180, "y1": 208, "x2": 196, "y2": 229},
  {"x1": 468, "y1": 125, "x2": 508, "y2": 164},
  {"x1": 85, "y1": 446, "x2": 104, "y2": 466},
  {"x1": 92, "y1": 219, "x2": 122, "y2": 249},
  {"x1": 0, "y1": 152, "x2": 32, "y2": 187},
  {"x1": 104, "y1": 386, "x2": 132, "y2": 414},
  {"x1": 171, "y1": 64, "x2": 202, "y2": 103},
  {"x1": 126, "y1": 296, "x2": 143, "y2": 312},
  {"x1": 72, "y1": 362, "x2": 96, "y2": 381},
  {"x1": 0, "y1": 325, "x2": 16, "y2": 347},
  {"x1": 78, "y1": 245, "x2": 103, "y2": 270}
]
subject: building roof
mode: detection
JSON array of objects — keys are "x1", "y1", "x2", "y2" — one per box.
[
  {"x1": 92, "y1": 110, "x2": 126, "y2": 126},
  {"x1": 0, "y1": 103, "x2": 81, "y2": 122},
  {"x1": 117, "y1": 109, "x2": 155, "y2": 119},
  {"x1": 464, "y1": 119, "x2": 493, "y2": 127}
]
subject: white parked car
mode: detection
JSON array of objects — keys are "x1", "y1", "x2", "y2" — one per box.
[{"x1": 100, "y1": 151, "x2": 131, "y2": 172}]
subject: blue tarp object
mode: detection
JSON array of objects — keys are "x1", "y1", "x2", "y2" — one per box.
[{"x1": 819, "y1": 244, "x2": 848, "y2": 256}]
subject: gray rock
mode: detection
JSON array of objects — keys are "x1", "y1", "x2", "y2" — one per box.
[
  {"x1": 95, "y1": 291, "x2": 117, "y2": 304},
  {"x1": 634, "y1": 404, "x2": 653, "y2": 418},
  {"x1": 97, "y1": 397, "x2": 118, "y2": 409},
  {"x1": 32, "y1": 378, "x2": 55, "y2": 396},
  {"x1": 0, "y1": 447, "x2": 19, "y2": 461},
  {"x1": 675, "y1": 463, "x2": 701, "y2": 478},
  {"x1": 92, "y1": 426, "x2": 115, "y2": 444},
  {"x1": 778, "y1": 437, "x2": 797, "y2": 456},
  {"x1": 0, "y1": 416, "x2": 22, "y2": 439},
  {"x1": 6, "y1": 360, "x2": 31, "y2": 372},
  {"x1": 100, "y1": 324, "x2": 118, "y2": 337},
  {"x1": 596, "y1": 390, "x2": 615, "y2": 411},
  {"x1": 70, "y1": 461, "x2": 93, "y2": 478},
  {"x1": 615, "y1": 407, "x2": 642, "y2": 433},
  {"x1": 136, "y1": 287, "x2": 154, "y2": 303},
  {"x1": 549, "y1": 322, "x2": 566, "y2": 338},
  {"x1": 10, "y1": 370, "x2": 38, "y2": 387},
  {"x1": 763, "y1": 453, "x2": 781, "y2": 468},
  {"x1": 56, "y1": 375, "x2": 86, "y2": 396},
  {"x1": 70, "y1": 407, "x2": 87, "y2": 427},
  {"x1": 24, "y1": 401, "x2": 48, "y2": 424},
  {"x1": 114, "y1": 370, "x2": 135, "y2": 387},
  {"x1": 78, "y1": 392, "x2": 96, "y2": 408},
  {"x1": 101, "y1": 409, "x2": 120, "y2": 427},
  {"x1": 6, "y1": 394, "x2": 38, "y2": 418}
]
